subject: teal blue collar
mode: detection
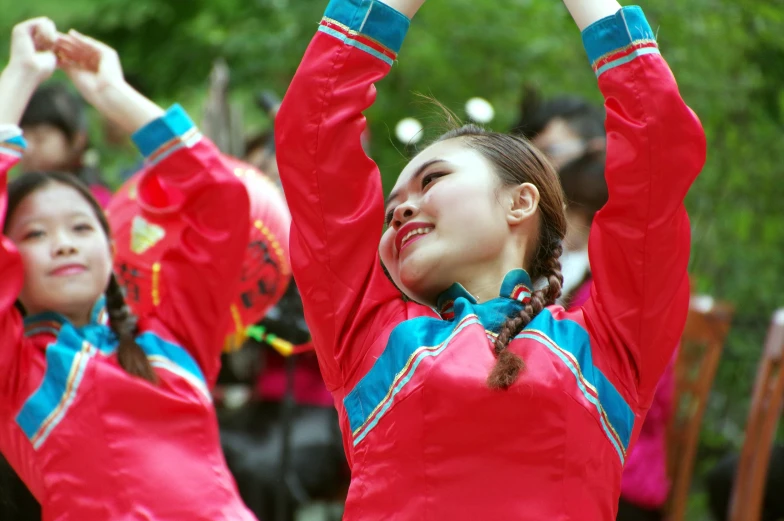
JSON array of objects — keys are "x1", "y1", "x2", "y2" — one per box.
[
  {"x1": 24, "y1": 296, "x2": 108, "y2": 338},
  {"x1": 435, "y1": 269, "x2": 533, "y2": 320}
]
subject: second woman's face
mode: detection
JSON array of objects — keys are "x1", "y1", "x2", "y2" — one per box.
[
  {"x1": 380, "y1": 138, "x2": 514, "y2": 305},
  {"x1": 6, "y1": 182, "x2": 113, "y2": 325}
]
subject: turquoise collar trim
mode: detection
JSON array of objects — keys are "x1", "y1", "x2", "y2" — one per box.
[
  {"x1": 24, "y1": 296, "x2": 108, "y2": 337},
  {"x1": 436, "y1": 269, "x2": 534, "y2": 319}
]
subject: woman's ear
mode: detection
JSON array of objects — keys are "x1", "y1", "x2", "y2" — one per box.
[{"x1": 507, "y1": 182, "x2": 540, "y2": 226}]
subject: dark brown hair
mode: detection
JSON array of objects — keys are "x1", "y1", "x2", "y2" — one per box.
[
  {"x1": 510, "y1": 85, "x2": 605, "y2": 143},
  {"x1": 5, "y1": 171, "x2": 157, "y2": 383},
  {"x1": 559, "y1": 148, "x2": 608, "y2": 221},
  {"x1": 435, "y1": 125, "x2": 567, "y2": 390}
]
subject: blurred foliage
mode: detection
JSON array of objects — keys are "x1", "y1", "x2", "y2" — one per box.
[{"x1": 2, "y1": 0, "x2": 784, "y2": 518}]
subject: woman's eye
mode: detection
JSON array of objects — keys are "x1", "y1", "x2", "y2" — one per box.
[
  {"x1": 422, "y1": 172, "x2": 445, "y2": 188},
  {"x1": 23, "y1": 230, "x2": 44, "y2": 240},
  {"x1": 384, "y1": 210, "x2": 394, "y2": 226},
  {"x1": 74, "y1": 223, "x2": 93, "y2": 232}
]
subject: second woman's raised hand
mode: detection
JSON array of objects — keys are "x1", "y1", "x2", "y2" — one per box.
[
  {"x1": 55, "y1": 29, "x2": 164, "y2": 136},
  {"x1": 56, "y1": 30, "x2": 123, "y2": 108}
]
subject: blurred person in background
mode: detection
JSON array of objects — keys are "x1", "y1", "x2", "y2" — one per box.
[
  {"x1": 511, "y1": 87, "x2": 605, "y2": 170},
  {"x1": 19, "y1": 82, "x2": 112, "y2": 206},
  {"x1": 511, "y1": 91, "x2": 604, "y2": 303}
]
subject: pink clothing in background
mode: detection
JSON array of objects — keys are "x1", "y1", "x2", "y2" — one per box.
[
  {"x1": 256, "y1": 349, "x2": 333, "y2": 407},
  {"x1": 569, "y1": 278, "x2": 593, "y2": 309},
  {"x1": 90, "y1": 184, "x2": 112, "y2": 208},
  {"x1": 620, "y1": 355, "x2": 675, "y2": 508}
]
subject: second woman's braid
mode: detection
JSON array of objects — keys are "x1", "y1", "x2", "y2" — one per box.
[
  {"x1": 487, "y1": 233, "x2": 564, "y2": 390},
  {"x1": 105, "y1": 274, "x2": 157, "y2": 383}
]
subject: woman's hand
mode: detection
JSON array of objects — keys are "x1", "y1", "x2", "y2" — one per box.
[
  {"x1": 9, "y1": 17, "x2": 59, "y2": 84},
  {"x1": 0, "y1": 17, "x2": 59, "y2": 125},
  {"x1": 57, "y1": 31, "x2": 163, "y2": 135},
  {"x1": 56, "y1": 30, "x2": 124, "y2": 111}
]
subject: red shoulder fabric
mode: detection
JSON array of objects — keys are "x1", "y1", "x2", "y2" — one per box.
[{"x1": 127, "y1": 105, "x2": 251, "y2": 386}]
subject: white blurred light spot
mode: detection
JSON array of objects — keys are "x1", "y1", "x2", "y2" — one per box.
[
  {"x1": 395, "y1": 117, "x2": 423, "y2": 145},
  {"x1": 691, "y1": 295, "x2": 715, "y2": 313},
  {"x1": 465, "y1": 97, "x2": 495, "y2": 124}
]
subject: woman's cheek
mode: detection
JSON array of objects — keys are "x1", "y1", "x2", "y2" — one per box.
[{"x1": 379, "y1": 232, "x2": 394, "y2": 262}]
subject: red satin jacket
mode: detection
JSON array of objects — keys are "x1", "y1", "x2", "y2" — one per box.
[
  {"x1": 277, "y1": 2, "x2": 705, "y2": 519},
  {"x1": 0, "y1": 107, "x2": 256, "y2": 521}
]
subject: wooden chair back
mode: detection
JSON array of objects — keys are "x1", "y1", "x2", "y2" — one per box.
[
  {"x1": 728, "y1": 308, "x2": 784, "y2": 521},
  {"x1": 667, "y1": 295, "x2": 735, "y2": 521}
]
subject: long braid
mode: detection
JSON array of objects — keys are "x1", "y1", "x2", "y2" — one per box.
[
  {"x1": 105, "y1": 274, "x2": 157, "y2": 383},
  {"x1": 487, "y1": 234, "x2": 564, "y2": 390}
]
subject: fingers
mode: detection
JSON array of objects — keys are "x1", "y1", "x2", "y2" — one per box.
[
  {"x1": 31, "y1": 21, "x2": 59, "y2": 52},
  {"x1": 67, "y1": 30, "x2": 114, "y2": 55},
  {"x1": 12, "y1": 17, "x2": 58, "y2": 50},
  {"x1": 55, "y1": 34, "x2": 101, "y2": 72},
  {"x1": 14, "y1": 17, "x2": 56, "y2": 35}
]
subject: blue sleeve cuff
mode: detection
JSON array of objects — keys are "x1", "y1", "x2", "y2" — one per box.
[
  {"x1": 581, "y1": 6, "x2": 658, "y2": 70},
  {"x1": 321, "y1": 0, "x2": 410, "y2": 59},
  {"x1": 132, "y1": 104, "x2": 196, "y2": 159},
  {"x1": 0, "y1": 132, "x2": 27, "y2": 158}
]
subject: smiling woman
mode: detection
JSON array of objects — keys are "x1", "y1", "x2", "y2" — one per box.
[
  {"x1": 380, "y1": 135, "x2": 562, "y2": 307},
  {"x1": 0, "y1": 18, "x2": 256, "y2": 521},
  {"x1": 6, "y1": 175, "x2": 114, "y2": 324},
  {"x1": 275, "y1": 0, "x2": 706, "y2": 519}
]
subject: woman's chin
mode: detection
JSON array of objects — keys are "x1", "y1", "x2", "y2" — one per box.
[
  {"x1": 399, "y1": 267, "x2": 446, "y2": 307},
  {"x1": 399, "y1": 258, "x2": 428, "y2": 291}
]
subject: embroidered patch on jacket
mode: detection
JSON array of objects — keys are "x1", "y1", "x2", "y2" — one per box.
[{"x1": 130, "y1": 215, "x2": 166, "y2": 254}]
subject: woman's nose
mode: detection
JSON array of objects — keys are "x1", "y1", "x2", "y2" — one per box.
[{"x1": 392, "y1": 201, "x2": 418, "y2": 229}]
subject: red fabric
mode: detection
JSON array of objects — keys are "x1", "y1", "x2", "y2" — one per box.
[
  {"x1": 108, "y1": 157, "x2": 292, "y2": 352},
  {"x1": 275, "y1": 8, "x2": 705, "y2": 521},
  {"x1": 570, "y1": 279, "x2": 676, "y2": 509},
  {"x1": 0, "y1": 138, "x2": 257, "y2": 520}
]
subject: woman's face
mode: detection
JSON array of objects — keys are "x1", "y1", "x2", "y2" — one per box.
[
  {"x1": 6, "y1": 182, "x2": 112, "y2": 325},
  {"x1": 19, "y1": 124, "x2": 83, "y2": 173},
  {"x1": 380, "y1": 138, "x2": 529, "y2": 305},
  {"x1": 531, "y1": 118, "x2": 586, "y2": 170}
]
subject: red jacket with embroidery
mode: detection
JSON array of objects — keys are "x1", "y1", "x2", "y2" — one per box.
[
  {"x1": 0, "y1": 107, "x2": 256, "y2": 521},
  {"x1": 276, "y1": 2, "x2": 705, "y2": 519}
]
